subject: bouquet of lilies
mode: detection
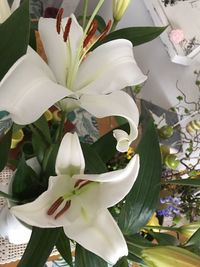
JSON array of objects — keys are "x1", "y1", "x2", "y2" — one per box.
[{"x1": 0, "y1": 1, "x2": 200, "y2": 267}]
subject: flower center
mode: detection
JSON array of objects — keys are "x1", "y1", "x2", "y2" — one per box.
[{"x1": 47, "y1": 179, "x2": 97, "y2": 219}]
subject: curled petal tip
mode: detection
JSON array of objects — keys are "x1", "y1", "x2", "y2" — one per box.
[{"x1": 113, "y1": 129, "x2": 130, "y2": 152}]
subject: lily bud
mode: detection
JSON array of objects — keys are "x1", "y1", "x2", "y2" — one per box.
[
  {"x1": 113, "y1": 0, "x2": 131, "y2": 22},
  {"x1": 142, "y1": 246, "x2": 200, "y2": 267},
  {"x1": 178, "y1": 222, "x2": 200, "y2": 239}
]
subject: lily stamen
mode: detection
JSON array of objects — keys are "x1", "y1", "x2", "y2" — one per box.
[
  {"x1": 47, "y1": 196, "x2": 64, "y2": 215},
  {"x1": 56, "y1": 8, "x2": 64, "y2": 34},
  {"x1": 98, "y1": 19, "x2": 112, "y2": 41},
  {"x1": 54, "y1": 200, "x2": 71, "y2": 219},
  {"x1": 63, "y1": 17, "x2": 72, "y2": 42},
  {"x1": 83, "y1": 20, "x2": 98, "y2": 48}
]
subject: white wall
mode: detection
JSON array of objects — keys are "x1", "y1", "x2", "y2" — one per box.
[{"x1": 77, "y1": 0, "x2": 200, "y2": 110}]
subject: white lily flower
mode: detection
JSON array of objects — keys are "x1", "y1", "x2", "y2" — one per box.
[
  {"x1": 0, "y1": 0, "x2": 20, "y2": 23},
  {"x1": 11, "y1": 132, "x2": 140, "y2": 264},
  {"x1": 0, "y1": 14, "x2": 146, "y2": 152},
  {"x1": 0, "y1": 179, "x2": 31, "y2": 244}
]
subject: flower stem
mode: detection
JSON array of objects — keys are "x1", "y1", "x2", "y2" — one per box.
[
  {"x1": 110, "y1": 19, "x2": 118, "y2": 32},
  {"x1": 82, "y1": 0, "x2": 89, "y2": 29},
  {"x1": 55, "y1": 111, "x2": 66, "y2": 143}
]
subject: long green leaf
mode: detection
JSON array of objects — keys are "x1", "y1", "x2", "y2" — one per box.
[
  {"x1": 33, "y1": 115, "x2": 52, "y2": 145},
  {"x1": 75, "y1": 244, "x2": 107, "y2": 267},
  {"x1": 12, "y1": 155, "x2": 43, "y2": 201},
  {"x1": 81, "y1": 143, "x2": 107, "y2": 174},
  {"x1": 0, "y1": 127, "x2": 12, "y2": 172},
  {"x1": 92, "y1": 26, "x2": 167, "y2": 50},
  {"x1": 150, "y1": 232, "x2": 179, "y2": 246},
  {"x1": 163, "y1": 178, "x2": 200, "y2": 187},
  {"x1": 56, "y1": 229, "x2": 73, "y2": 267},
  {"x1": 118, "y1": 119, "x2": 162, "y2": 234},
  {"x1": 114, "y1": 257, "x2": 129, "y2": 267},
  {"x1": 18, "y1": 227, "x2": 61, "y2": 267},
  {"x1": 0, "y1": 0, "x2": 30, "y2": 80}
]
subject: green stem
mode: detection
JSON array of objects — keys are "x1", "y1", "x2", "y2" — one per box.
[
  {"x1": 82, "y1": 0, "x2": 89, "y2": 29},
  {"x1": 143, "y1": 225, "x2": 179, "y2": 232},
  {"x1": 54, "y1": 111, "x2": 66, "y2": 143},
  {"x1": 110, "y1": 19, "x2": 118, "y2": 32}
]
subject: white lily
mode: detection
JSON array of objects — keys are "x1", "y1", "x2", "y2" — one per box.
[
  {"x1": 11, "y1": 132, "x2": 140, "y2": 264},
  {"x1": 0, "y1": 13, "x2": 146, "y2": 152},
  {"x1": 0, "y1": 0, "x2": 20, "y2": 23},
  {"x1": 0, "y1": 179, "x2": 31, "y2": 244}
]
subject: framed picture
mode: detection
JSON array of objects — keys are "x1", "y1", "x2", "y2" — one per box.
[{"x1": 143, "y1": 0, "x2": 200, "y2": 65}]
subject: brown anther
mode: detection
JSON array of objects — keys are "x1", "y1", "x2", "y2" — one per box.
[
  {"x1": 78, "y1": 180, "x2": 92, "y2": 189},
  {"x1": 74, "y1": 179, "x2": 85, "y2": 188},
  {"x1": 98, "y1": 19, "x2": 112, "y2": 41},
  {"x1": 55, "y1": 200, "x2": 71, "y2": 219},
  {"x1": 83, "y1": 20, "x2": 98, "y2": 48},
  {"x1": 56, "y1": 8, "x2": 64, "y2": 34},
  {"x1": 47, "y1": 197, "x2": 64, "y2": 215},
  {"x1": 63, "y1": 17, "x2": 72, "y2": 42}
]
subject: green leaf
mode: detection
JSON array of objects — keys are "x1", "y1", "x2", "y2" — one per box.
[
  {"x1": 163, "y1": 178, "x2": 200, "y2": 187},
  {"x1": 114, "y1": 257, "x2": 129, "y2": 267},
  {"x1": 56, "y1": 229, "x2": 73, "y2": 267},
  {"x1": 33, "y1": 115, "x2": 52, "y2": 145},
  {"x1": 92, "y1": 124, "x2": 129, "y2": 163},
  {"x1": 126, "y1": 234, "x2": 154, "y2": 264},
  {"x1": 42, "y1": 143, "x2": 60, "y2": 179},
  {"x1": 151, "y1": 232, "x2": 179, "y2": 246},
  {"x1": 81, "y1": 143, "x2": 107, "y2": 174},
  {"x1": 0, "y1": 0, "x2": 30, "y2": 80},
  {"x1": 12, "y1": 155, "x2": 43, "y2": 201},
  {"x1": 92, "y1": 26, "x2": 167, "y2": 50},
  {"x1": 75, "y1": 244, "x2": 107, "y2": 267},
  {"x1": 118, "y1": 119, "x2": 162, "y2": 234},
  {"x1": 18, "y1": 227, "x2": 61, "y2": 267},
  {"x1": 0, "y1": 127, "x2": 12, "y2": 172},
  {"x1": 0, "y1": 190, "x2": 20, "y2": 203}
]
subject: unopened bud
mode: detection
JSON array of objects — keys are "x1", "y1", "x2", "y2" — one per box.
[
  {"x1": 158, "y1": 125, "x2": 174, "y2": 139},
  {"x1": 142, "y1": 246, "x2": 200, "y2": 267},
  {"x1": 178, "y1": 221, "x2": 200, "y2": 239},
  {"x1": 113, "y1": 0, "x2": 131, "y2": 22}
]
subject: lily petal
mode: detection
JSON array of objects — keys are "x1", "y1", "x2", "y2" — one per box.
[
  {"x1": 64, "y1": 209, "x2": 128, "y2": 265},
  {"x1": 0, "y1": 204, "x2": 31, "y2": 244},
  {"x1": 11, "y1": 0, "x2": 21, "y2": 12},
  {"x1": 11, "y1": 175, "x2": 74, "y2": 228},
  {"x1": 39, "y1": 15, "x2": 83, "y2": 86},
  {"x1": 56, "y1": 132, "x2": 85, "y2": 176},
  {"x1": 79, "y1": 90, "x2": 139, "y2": 152},
  {"x1": 0, "y1": 52, "x2": 71, "y2": 125},
  {"x1": 73, "y1": 155, "x2": 140, "y2": 208},
  {"x1": 75, "y1": 39, "x2": 147, "y2": 94},
  {"x1": 0, "y1": 0, "x2": 11, "y2": 23}
]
